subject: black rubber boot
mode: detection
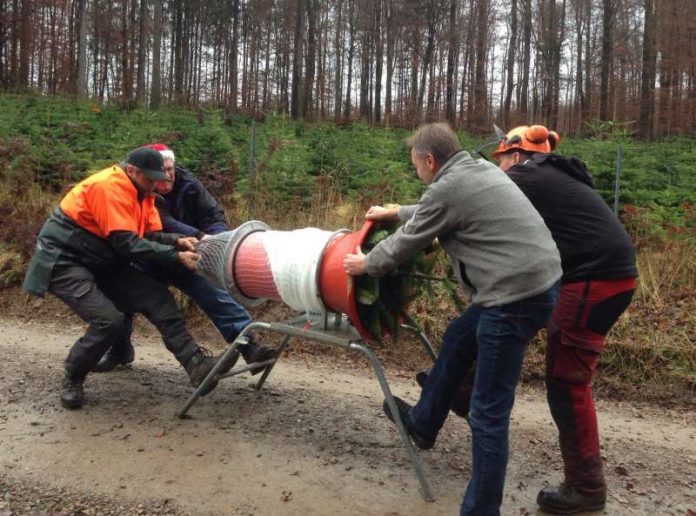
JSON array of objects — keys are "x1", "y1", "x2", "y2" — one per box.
[
  {"x1": 60, "y1": 372, "x2": 85, "y2": 410},
  {"x1": 537, "y1": 483, "x2": 606, "y2": 514},
  {"x1": 239, "y1": 339, "x2": 277, "y2": 375},
  {"x1": 93, "y1": 341, "x2": 135, "y2": 372},
  {"x1": 184, "y1": 348, "x2": 239, "y2": 396}
]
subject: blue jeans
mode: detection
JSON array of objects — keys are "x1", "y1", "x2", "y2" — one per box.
[
  {"x1": 410, "y1": 283, "x2": 560, "y2": 516},
  {"x1": 171, "y1": 271, "x2": 252, "y2": 342},
  {"x1": 125, "y1": 268, "x2": 252, "y2": 345}
]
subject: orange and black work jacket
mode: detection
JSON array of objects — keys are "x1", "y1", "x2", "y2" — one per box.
[{"x1": 23, "y1": 165, "x2": 182, "y2": 296}]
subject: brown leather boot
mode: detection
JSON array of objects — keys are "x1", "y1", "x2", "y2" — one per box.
[
  {"x1": 184, "y1": 347, "x2": 239, "y2": 396},
  {"x1": 537, "y1": 483, "x2": 606, "y2": 514}
]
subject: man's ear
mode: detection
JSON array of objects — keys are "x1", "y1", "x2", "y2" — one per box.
[{"x1": 426, "y1": 153, "x2": 437, "y2": 171}]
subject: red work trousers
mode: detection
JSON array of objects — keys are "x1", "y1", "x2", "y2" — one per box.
[{"x1": 545, "y1": 277, "x2": 636, "y2": 493}]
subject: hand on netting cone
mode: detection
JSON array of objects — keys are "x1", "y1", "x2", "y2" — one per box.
[
  {"x1": 176, "y1": 236, "x2": 198, "y2": 251},
  {"x1": 178, "y1": 250, "x2": 200, "y2": 271}
]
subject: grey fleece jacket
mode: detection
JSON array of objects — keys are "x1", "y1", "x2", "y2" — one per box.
[{"x1": 365, "y1": 150, "x2": 561, "y2": 307}]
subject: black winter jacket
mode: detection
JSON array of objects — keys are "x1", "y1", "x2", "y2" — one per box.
[
  {"x1": 507, "y1": 153, "x2": 637, "y2": 283},
  {"x1": 156, "y1": 165, "x2": 229, "y2": 237}
]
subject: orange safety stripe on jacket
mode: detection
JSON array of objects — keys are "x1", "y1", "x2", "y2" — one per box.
[{"x1": 60, "y1": 165, "x2": 163, "y2": 239}]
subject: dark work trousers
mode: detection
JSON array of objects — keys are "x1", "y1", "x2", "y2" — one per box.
[
  {"x1": 545, "y1": 277, "x2": 636, "y2": 493},
  {"x1": 49, "y1": 264, "x2": 200, "y2": 380}
]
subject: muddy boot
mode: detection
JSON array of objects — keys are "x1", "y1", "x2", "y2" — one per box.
[
  {"x1": 184, "y1": 348, "x2": 239, "y2": 396},
  {"x1": 537, "y1": 483, "x2": 606, "y2": 514},
  {"x1": 240, "y1": 338, "x2": 277, "y2": 376},
  {"x1": 60, "y1": 371, "x2": 85, "y2": 410},
  {"x1": 93, "y1": 341, "x2": 135, "y2": 372}
]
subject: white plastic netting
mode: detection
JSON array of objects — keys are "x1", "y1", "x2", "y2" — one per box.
[
  {"x1": 260, "y1": 228, "x2": 334, "y2": 314},
  {"x1": 195, "y1": 231, "x2": 235, "y2": 291}
]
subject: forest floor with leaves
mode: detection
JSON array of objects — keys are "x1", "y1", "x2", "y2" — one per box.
[{"x1": 1, "y1": 291, "x2": 695, "y2": 516}]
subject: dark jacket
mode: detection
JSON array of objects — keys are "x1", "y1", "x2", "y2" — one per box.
[
  {"x1": 156, "y1": 165, "x2": 229, "y2": 237},
  {"x1": 23, "y1": 208, "x2": 181, "y2": 296},
  {"x1": 507, "y1": 153, "x2": 637, "y2": 283}
]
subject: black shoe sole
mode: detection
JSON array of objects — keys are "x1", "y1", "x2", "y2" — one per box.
[
  {"x1": 537, "y1": 490, "x2": 606, "y2": 515},
  {"x1": 537, "y1": 502, "x2": 606, "y2": 515},
  {"x1": 60, "y1": 397, "x2": 83, "y2": 409}
]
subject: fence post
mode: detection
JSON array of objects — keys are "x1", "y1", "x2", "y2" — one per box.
[
  {"x1": 247, "y1": 119, "x2": 257, "y2": 217},
  {"x1": 613, "y1": 145, "x2": 622, "y2": 215}
]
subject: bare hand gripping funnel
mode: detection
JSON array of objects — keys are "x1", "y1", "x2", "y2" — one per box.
[{"x1": 196, "y1": 220, "x2": 383, "y2": 341}]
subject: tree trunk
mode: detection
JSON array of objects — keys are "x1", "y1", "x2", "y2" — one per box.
[
  {"x1": 228, "y1": 0, "x2": 240, "y2": 109},
  {"x1": 17, "y1": 0, "x2": 31, "y2": 89},
  {"x1": 136, "y1": 0, "x2": 148, "y2": 105},
  {"x1": 503, "y1": 0, "x2": 517, "y2": 125},
  {"x1": 472, "y1": 0, "x2": 489, "y2": 131},
  {"x1": 303, "y1": 0, "x2": 317, "y2": 118},
  {"x1": 76, "y1": 0, "x2": 89, "y2": 97},
  {"x1": 121, "y1": 0, "x2": 130, "y2": 101},
  {"x1": 638, "y1": 0, "x2": 656, "y2": 138},
  {"x1": 333, "y1": 0, "x2": 343, "y2": 118},
  {"x1": 172, "y1": 0, "x2": 184, "y2": 102},
  {"x1": 599, "y1": 0, "x2": 614, "y2": 120},
  {"x1": 290, "y1": 0, "x2": 304, "y2": 119},
  {"x1": 445, "y1": 0, "x2": 458, "y2": 124},
  {"x1": 374, "y1": 0, "x2": 383, "y2": 123},
  {"x1": 520, "y1": 0, "x2": 531, "y2": 115},
  {"x1": 150, "y1": 0, "x2": 162, "y2": 109},
  {"x1": 384, "y1": 0, "x2": 395, "y2": 124},
  {"x1": 343, "y1": 0, "x2": 356, "y2": 118}
]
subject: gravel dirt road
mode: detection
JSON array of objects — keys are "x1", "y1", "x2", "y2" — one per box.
[{"x1": 1, "y1": 316, "x2": 694, "y2": 515}]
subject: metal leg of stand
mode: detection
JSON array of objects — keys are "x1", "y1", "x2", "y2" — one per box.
[
  {"x1": 400, "y1": 312, "x2": 438, "y2": 363},
  {"x1": 254, "y1": 334, "x2": 292, "y2": 390},
  {"x1": 400, "y1": 323, "x2": 438, "y2": 363},
  {"x1": 177, "y1": 322, "x2": 270, "y2": 418},
  {"x1": 350, "y1": 342, "x2": 435, "y2": 502}
]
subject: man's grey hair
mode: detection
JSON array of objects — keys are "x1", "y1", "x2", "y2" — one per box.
[{"x1": 405, "y1": 122, "x2": 462, "y2": 164}]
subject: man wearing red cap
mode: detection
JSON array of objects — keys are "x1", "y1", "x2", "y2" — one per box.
[
  {"x1": 23, "y1": 147, "x2": 236, "y2": 409},
  {"x1": 95, "y1": 143, "x2": 276, "y2": 374}
]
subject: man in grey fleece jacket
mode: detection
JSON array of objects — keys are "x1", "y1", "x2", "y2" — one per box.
[{"x1": 344, "y1": 123, "x2": 561, "y2": 516}]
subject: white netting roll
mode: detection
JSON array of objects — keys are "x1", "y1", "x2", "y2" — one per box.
[{"x1": 260, "y1": 228, "x2": 335, "y2": 314}]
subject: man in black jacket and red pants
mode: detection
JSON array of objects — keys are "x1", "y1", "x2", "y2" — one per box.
[{"x1": 493, "y1": 125, "x2": 638, "y2": 514}]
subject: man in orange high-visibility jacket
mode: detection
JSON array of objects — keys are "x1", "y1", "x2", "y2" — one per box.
[{"x1": 23, "y1": 147, "x2": 234, "y2": 410}]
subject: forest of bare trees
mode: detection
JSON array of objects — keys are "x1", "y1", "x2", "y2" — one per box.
[{"x1": 0, "y1": 0, "x2": 694, "y2": 136}]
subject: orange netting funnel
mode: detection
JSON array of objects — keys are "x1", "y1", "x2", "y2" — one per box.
[{"x1": 318, "y1": 220, "x2": 376, "y2": 340}]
